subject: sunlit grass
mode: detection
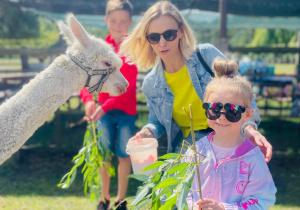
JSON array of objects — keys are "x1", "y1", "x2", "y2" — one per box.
[
  {"x1": 0, "y1": 196, "x2": 95, "y2": 210},
  {"x1": 0, "y1": 196, "x2": 136, "y2": 210},
  {"x1": 271, "y1": 205, "x2": 300, "y2": 210}
]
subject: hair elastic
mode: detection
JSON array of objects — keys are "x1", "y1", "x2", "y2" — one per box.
[{"x1": 224, "y1": 74, "x2": 234, "y2": 78}]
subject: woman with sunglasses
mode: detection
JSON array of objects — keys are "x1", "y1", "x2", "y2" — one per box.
[
  {"x1": 184, "y1": 58, "x2": 276, "y2": 209},
  {"x1": 120, "y1": 1, "x2": 272, "y2": 162}
]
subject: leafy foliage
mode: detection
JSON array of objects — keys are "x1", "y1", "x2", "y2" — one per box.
[
  {"x1": 228, "y1": 29, "x2": 254, "y2": 47},
  {"x1": 0, "y1": 2, "x2": 39, "y2": 39},
  {"x1": 0, "y1": 17, "x2": 59, "y2": 49},
  {"x1": 247, "y1": 29, "x2": 296, "y2": 47},
  {"x1": 129, "y1": 105, "x2": 206, "y2": 210},
  {"x1": 86, "y1": 27, "x2": 109, "y2": 39},
  {"x1": 58, "y1": 122, "x2": 115, "y2": 201},
  {"x1": 129, "y1": 142, "x2": 206, "y2": 210}
]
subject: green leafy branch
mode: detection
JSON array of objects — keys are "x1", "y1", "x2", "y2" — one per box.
[
  {"x1": 183, "y1": 104, "x2": 203, "y2": 200},
  {"x1": 58, "y1": 121, "x2": 115, "y2": 201},
  {"x1": 129, "y1": 104, "x2": 206, "y2": 210}
]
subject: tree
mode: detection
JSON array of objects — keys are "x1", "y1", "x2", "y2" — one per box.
[{"x1": 0, "y1": 1, "x2": 39, "y2": 39}]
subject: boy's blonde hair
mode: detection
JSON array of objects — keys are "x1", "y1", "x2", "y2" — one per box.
[
  {"x1": 106, "y1": 0, "x2": 133, "y2": 18},
  {"x1": 204, "y1": 58, "x2": 253, "y2": 107},
  {"x1": 119, "y1": 1, "x2": 196, "y2": 70}
]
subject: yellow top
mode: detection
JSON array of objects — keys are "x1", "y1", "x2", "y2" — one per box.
[{"x1": 164, "y1": 65, "x2": 210, "y2": 137}]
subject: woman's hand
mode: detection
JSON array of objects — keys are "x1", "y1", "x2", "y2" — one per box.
[
  {"x1": 83, "y1": 101, "x2": 96, "y2": 121},
  {"x1": 129, "y1": 129, "x2": 154, "y2": 142},
  {"x1": 244, "y1": 125, "x2": 272, "y2": 163},
  {"x1": 195, "y1": 198, "x2": 225, "y2": 210}
]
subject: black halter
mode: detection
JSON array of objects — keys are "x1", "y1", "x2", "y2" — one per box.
[{"x1": 67, "y1": 53, "x2": 116, "y2": 93}]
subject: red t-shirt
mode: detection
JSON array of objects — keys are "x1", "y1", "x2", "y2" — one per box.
[{"x1": 79, "y1": 34, "x2": 138, "y2": 115}]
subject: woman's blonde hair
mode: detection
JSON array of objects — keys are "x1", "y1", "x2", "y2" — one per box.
[
  {"x1": 204, "y1": 57, "x2": 253, "y2": 107},
  {"x1": 119, "y1": 1, "x2": 196, "y2": 70}
]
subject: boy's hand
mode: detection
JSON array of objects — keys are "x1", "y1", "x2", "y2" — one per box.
[
  {"x1": 84, "y1": 101, "x2": 96, "y2": 121},
  {"x1": 244, "y1": 125, "x2": 272, "y2": 163},
  {"x1": 91, "y1": 106, "x2": 105, "y2": 122},
  {"x1": 196, "y1": 198, "x2": 225, "y2": 210}
]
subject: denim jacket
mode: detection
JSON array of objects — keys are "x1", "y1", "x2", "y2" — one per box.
[{"x1": 142, "y1": 44, "x2": 261, "y2": 153}]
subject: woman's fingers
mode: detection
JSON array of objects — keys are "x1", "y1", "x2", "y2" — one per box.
[
  {"x1": 129, "y1": 134, "x2": 142, "y2": 142},
  {"x1": 129, "y1": 129, "x2": 154, "y2": 142},
  {"x1": 260, "y1": 135, "x2": 273, "y2": 163},
  {"x1": 255, "y1": 133, "x2": 272, "y2": 163},
  {"x1": 129, "y1": 132, "x2": 144, "y2": 142},
  {"x1": 246, "y1": 129, "x2": 273, "y2": 163}
]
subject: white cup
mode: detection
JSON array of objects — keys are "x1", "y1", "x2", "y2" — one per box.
[{"x1": 126, "y1": 138, "x2": 158, "y2": 175}]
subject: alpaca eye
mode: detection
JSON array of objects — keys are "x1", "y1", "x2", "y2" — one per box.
[{"x1": 104, "y1": 61, "x2": 111, "y2": 67}]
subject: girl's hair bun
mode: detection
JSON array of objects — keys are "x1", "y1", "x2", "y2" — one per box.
[{"x1": 212, "y1": 57, "x2": 239, "y2": 78}]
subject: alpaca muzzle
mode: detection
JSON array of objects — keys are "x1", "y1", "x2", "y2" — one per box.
[{"x1": 67, "y1": 53, "x2": 116, "y2": 93}]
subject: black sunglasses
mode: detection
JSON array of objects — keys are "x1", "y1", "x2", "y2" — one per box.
[
  {"x1": 202, "y1": 102, "x2": 250, "y2": 123},
  {"x1": 145, "y1": 29, "x2": 178, "y2": 44}
]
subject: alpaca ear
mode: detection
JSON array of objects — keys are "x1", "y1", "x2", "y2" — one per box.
[
  {"x1": 67, "y1": 13, "x2": 91, "y2": 48},
  {"x1": 57, "y1": 20, "x2": 76, "y2": 45}
]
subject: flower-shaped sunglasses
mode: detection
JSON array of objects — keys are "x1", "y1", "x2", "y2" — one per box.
[{"x1": 202, "y1": 102, "x2": 250, "y2": 123}]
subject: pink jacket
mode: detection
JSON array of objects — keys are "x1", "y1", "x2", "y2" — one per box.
[{"x1": 183, "y1": 132, "x2": 276, "y2": 209}]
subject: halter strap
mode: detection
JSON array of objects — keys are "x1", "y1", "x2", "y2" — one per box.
[{"x1": 67, "y1": 53, "x2": 116, "y2": 93}]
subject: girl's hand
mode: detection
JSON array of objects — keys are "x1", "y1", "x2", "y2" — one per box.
[
  {"x1": 244, "y1": 125, "x2": 272, "y2": 163},
  {"x1": 90, "y1": 106, "x2": 105, "y2": 122},
  {"x1": 196, "y1": 198, "x2": 225, "y2": 210},
  {"x1": 129, "y1": 129, "x2": 154, "y2": 142},
  {"x1": 83, "y1": 101, "x2": 96, "y2": 122}
]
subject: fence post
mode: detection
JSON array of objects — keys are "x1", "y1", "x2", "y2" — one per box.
[{"x1": 20, "y1": 47, "x2": 30, "y2": 71}]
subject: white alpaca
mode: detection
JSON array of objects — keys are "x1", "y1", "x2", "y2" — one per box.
[{"x1": 0, "y1": 14, "x2": 129, "y2": 164}]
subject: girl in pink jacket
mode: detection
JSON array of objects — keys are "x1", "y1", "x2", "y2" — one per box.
[{"x1": 184, "y1": 58, "x2": 276, "y2": 209}]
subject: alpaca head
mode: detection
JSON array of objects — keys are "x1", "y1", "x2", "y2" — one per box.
[{"x1": 57, "y1": 13, "x2": 129, "y2": 96}]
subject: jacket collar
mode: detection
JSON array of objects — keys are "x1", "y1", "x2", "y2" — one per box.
[
  {"x1": 105, "y1": 34, "x2": 119, "y2": 53},
  {"x1": 153, "y1": 60, "x2": 168, "y2": 89},
  {"x1": 153, "y1": 52, "x2": 198, "y2": 89},
  {"x1": 187, "y1": 51, "x2": 199, "y2": 68},
  {"x1": 207, "y1": 132, "x2": 256, "y2": 159},
  {"x1": 105, "y1": 34, "x2": 128, "y2": 53}
]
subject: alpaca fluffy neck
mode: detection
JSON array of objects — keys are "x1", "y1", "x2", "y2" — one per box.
[{"x1": 0, "y1": 54, "x2": 87, "y2": 164}]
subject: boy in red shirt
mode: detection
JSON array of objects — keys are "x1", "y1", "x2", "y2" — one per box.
[{"x1": 79, "y1": 0, "x2": 137, "y2": 209}]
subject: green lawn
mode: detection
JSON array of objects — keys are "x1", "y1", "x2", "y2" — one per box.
[{"x1": 0, "y1": 148, "x2": 141, "y2": 210}]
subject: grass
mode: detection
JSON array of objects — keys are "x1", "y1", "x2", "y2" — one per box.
[
  {"x1": 0, "y1": 147, "x2": 141, "y2": 210},
  {"x1": 259, "y1": 117, "x2": 300, "y2": 155}
]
